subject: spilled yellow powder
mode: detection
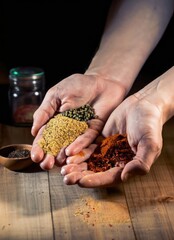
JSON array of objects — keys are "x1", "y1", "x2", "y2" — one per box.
[
  {"x1": 38, "y1": 114, "x2": 88, "y2": 156},
  {"x1": 73, "y1": 195, "x2": 130, "y2": 226}
]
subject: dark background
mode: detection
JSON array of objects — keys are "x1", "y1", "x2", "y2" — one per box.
[
  {"x1": 0, "y1": 0, "x2": 112, "y2": 89},
  {"x1": 0, "y1": 1, "x2": 174, "y2": 124}
]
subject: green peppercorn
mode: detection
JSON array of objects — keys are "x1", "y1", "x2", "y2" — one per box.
[{"x1": 61, "y1": 104, "x2": 96, "y2": 121}]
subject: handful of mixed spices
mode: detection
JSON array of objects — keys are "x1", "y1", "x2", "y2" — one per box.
[
  {"x1": 38, "y1": 104, "x2": 96, "y2": 156},
  {"x1": 38, "y1": 104, "x2": 135, "y2": 172},
  {"x1": 87, "y1": 134, "x2": 135, "y2": 172}
]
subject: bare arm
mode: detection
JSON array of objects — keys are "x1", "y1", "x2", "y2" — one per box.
[
  {"x1": 31, "y1": 0, "x2": 174, "y2": 170},
  {"x1": 61, "y1": 66, "x2": 174, "y2": 187},
  {"x1": 86, "y1": 0, "x2": 174, "y2": 94},
  {"x1": 134, "y1": 66, "x2": 174, "y2": 124}
]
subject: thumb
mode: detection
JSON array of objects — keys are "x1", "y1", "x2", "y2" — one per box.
[
  {"x1": 121, "y1": 137, "x2": 162, "y2": 182},
  {"x1": 121, "y1": 158, "x2": 150, "y2": 182}
]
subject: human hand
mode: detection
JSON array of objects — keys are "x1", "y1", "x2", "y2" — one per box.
[
  {"x1": 61, "y1": 67, "x2": 174, "y2": 187},
  {"x1": 103, "y1": 93, "x2": 163, "y2": 182},
  {"x1": 60, "y1": 142, "x2": 123, "y2": 188},
  {"x1": 61, "y1": 91, "x2": 164, "y2": 187},
  {"x1": 31, "y1": 73, "x2": 126, "y2": 170}
]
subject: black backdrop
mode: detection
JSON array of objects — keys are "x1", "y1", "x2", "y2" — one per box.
[
  {"x1": 0, "y1": 0, "x2": 112, "y2": 89},
  {"x1": 0, "y1": 1, "x2": 174, "y2": 124}
]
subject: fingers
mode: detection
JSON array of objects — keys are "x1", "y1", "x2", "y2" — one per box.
[
  {"x1": 65, "y1": 130, "x2": 98, "y2": 156},
  {"x1": 31, "y1": 116, "x2": 100, "y2": 169},
  {"x1": 31, "y1": 88, "x2": 61, "y2": 136},
  {"x1": 62, "y1": 167, "x2": 123, "y2": 188},
  {"x1": 39, "y1": 154, "x2": 55, "y2": 170},
  {"x1": 102, "y1": 110, "x2": 126, "y2": 137},
  {"x1": 66, "y1": 144, "x2": 97, "y2": 164},
  {"x1": 55, "y1": 147, "x2": 67, "y2": 166},
  {"x1": 65, "y1": 119, "x2": 103, "y2": 156},
  {"x1": 78, "y1": 167, "x2": 123, "y2": 188},
  {"x1": 31, "y1": 144, "x2": 55, "y2": 170},
  {"x1": 61, "y1": 162, "x2": 88, "y2": 175},
  {"x1": 31, "y1": 125, "x2": 56, "y2": 170},
  {"x1": 63, "y1": 171, "x2": 94, "y2": 185},
  {"x1": 31, "y1": 125, "x2": 45, "y2": 162},
  {"x1": 121, "y1": 136, "x2": 162, "y2": 182},
  {"x1": 31, "y1": 143, "x2": 45, "y2": 163},
  {"x1": 121, "y1": 159, "x2": 150, "y2": 182}
]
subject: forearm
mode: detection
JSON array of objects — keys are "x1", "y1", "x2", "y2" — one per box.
[
  {"x1": 135, "y1": 66, "x2": 174, "y2": 123},
  {"x1": 86, "y1": 0, "x2": 174, "y2": 94}
]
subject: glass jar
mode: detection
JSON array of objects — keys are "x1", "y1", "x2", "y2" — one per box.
[{"x1": 8, "y1": 67, "x2": 45, "y2": 126}]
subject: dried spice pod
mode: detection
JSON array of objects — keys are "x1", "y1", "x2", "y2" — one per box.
[
  {"x1": 61, "y1": 104, "x2": 96, "y2": 121},
  {"x1": 87, "y1": 134, "x2": 135, "y2": 172}
]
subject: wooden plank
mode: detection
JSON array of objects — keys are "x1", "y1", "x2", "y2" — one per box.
[
  {"x1": 0, "y1": 167, "x2": 54, "y2": 240},
  {"x1": 0, "y1": 125, "x2": 53, "y2": 239},
  {"x1": 49, "y1": 167, "x2": 135, "y2": 240},
  {"x1": 1, "y1": 117, "x2": 174, "y2": 239},
  {"x1": 0, "y1": 124, "x2": 34, "y2": 146},
  {"x1": 123, "y1": 119, "x2": 174, "y2": 239}
]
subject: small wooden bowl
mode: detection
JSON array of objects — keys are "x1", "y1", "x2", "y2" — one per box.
[{"x1": 0, "y1": 144, "x2": 33, "y2": 171}]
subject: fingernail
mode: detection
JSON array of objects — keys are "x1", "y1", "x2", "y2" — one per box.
[
  {"x1": 65, "y1": 148, "x2": 70, "y2": 156},
  {"x1": 63, "y1": 176, "x2": 69, "y2": 184},
  {"x1": 61, "y1": 168, "x2": 66, "y2": 175},
  {"x1": 66, "y1": 147, "x2": 80, "y2": 157},
  {"x1": 31, "y1": 126, "x2": 35, "y2": 135},
  {"x1": 56, "y1": 157, "x2": 66, "y2": 165},
  {"x1": 31, "y1": 153, "x2": 37, "y2": 162}
]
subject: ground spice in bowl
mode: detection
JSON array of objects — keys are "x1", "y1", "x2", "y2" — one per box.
[
  {"x1": 38, "y1": 104, "x2": 96, "y2": 156},
  {"x1": 0, "y1": 144, "x2": 33, "y2": 171},
  {"x1": 8, "y1": 149, "x2": 30, "y2": 158},
  {"x1": 87, "y1": 134, "x2": 135, "y2": 172}
]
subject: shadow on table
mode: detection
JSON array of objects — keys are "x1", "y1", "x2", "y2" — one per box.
[{"x1": 17, "y1": 162, "x2": 44, "y2": 173}]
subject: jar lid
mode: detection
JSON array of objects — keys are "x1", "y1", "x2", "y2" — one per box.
[{"x1": 9, "y1": 67, "x2": 45, "y2": 80}]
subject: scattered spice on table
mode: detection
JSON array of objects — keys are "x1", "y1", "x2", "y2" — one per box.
[
  {"x1": 87, "y1": 134, "x2": 135, "y2": 172},
  {"x1": 73, "y1": 194, "x2": 130, "y2": 226},
  {"x1": 38, "y1": 104, "x2": 96, "y2": 156},
  {"x1": 8, "y1": 149, "x2": 30, "y2": 158}
]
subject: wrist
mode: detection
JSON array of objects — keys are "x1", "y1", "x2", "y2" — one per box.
[
  {"x1": 157, "y1": 67, "x2": 174, "y2": 122},
  {"x1": 85, "y1": 62, "x2": 138, "y2": 96},
  {"x1": 135, "y1": 66, "x2": 174, "y2": 124},
  {"x1": 84, "y1": 70, "x2": 128, "y2": 101}
]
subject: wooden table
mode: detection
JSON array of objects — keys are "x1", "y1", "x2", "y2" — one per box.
[{"x1": 0, "y1": 119, "x2": 174, "y2": 240}]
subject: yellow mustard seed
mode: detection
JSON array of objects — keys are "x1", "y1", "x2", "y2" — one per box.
[{"x1": 38, "y1": 114, "x2": 88, "y2": 156}]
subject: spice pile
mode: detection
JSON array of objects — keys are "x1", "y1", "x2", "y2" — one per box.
[
  {"x1": 8, "y1": 149, "x2": 30, "y2": 158},
  {"x1": 87, "y1": 134, "x2": 135, "y2": 172},
  {"x1": 62, "y1": 104, "x2": 96, "y2": 121},
  {"x1": 73, "y1": 194, "x2": 130, "y2": 226},
  {"x1": 38, "y1": 104, "x2": 96, "y2": 156}
]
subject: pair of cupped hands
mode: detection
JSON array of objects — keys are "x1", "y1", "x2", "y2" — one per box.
[{"x1": 31, "y1": 73, "x2": 163, "y2": 188}]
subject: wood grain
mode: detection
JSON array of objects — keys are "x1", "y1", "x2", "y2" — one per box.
[
  {"x1": 49, "y1": 167, "x2": 135, "y2": 240},
  {"x1": 0, "y1": 118, "x2": 174, "y2": 239},
  {"x1": 0, "y1": 167, "x2": 54, "y2": 240},
  {"x1": 123, "y1": 117, "x2": 174, "y2": 239},
  {"x1": 0, "y1": 124, "x2": 34, "y2": 146}
]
